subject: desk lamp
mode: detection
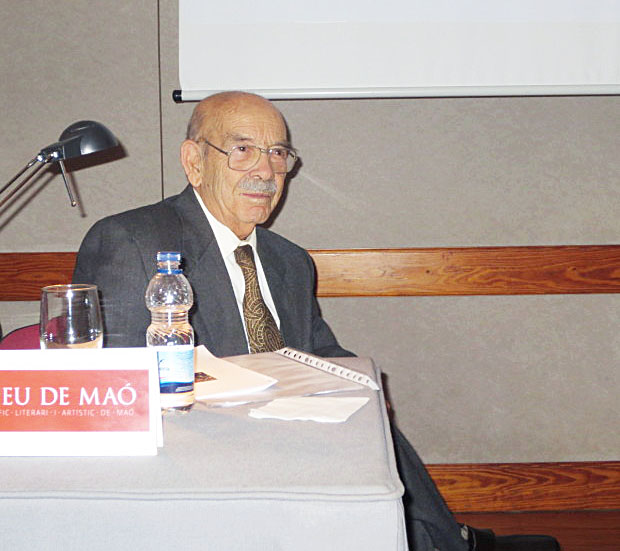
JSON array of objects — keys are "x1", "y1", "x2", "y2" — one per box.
[{"x1": 0, "y1": 120, "x2": 119, "y2": 210}]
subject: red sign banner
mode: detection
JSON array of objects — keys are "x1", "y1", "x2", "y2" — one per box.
[{"x1": 0, "y1": 370, "x2": 150, "y2": 432}]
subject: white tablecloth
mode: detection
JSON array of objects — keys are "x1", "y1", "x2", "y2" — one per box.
[{"x1": 0, "y1": 357, "x2": 407, "y2": 550}]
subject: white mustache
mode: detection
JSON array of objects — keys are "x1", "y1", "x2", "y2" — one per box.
[{"x1": 238, "y1": 178, "x2": 277, "y2": 195}]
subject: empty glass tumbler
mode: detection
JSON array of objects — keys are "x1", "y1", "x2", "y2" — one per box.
[{"x1": 40, "y1": 284, "x2": 103, "y2": 349}]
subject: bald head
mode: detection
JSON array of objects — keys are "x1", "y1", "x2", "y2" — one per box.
[{"x1": 186, "y1": 91, "x2": 286, "y2": 142}]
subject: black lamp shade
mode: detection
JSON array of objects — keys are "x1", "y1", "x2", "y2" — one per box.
[{"x1": 39, "y1": 120, "x2": 119, "y2": 161}]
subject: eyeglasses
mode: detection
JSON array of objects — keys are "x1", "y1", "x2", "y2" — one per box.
[{"x1": 197, "y1": 139, "x2": 298, "y2": 173}]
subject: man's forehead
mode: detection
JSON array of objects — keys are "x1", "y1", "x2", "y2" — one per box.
[
  {"x1": 223, "y1": 128, "x2": 289, "y2": 147},
  {"x1": 216, "y1": 111, "x2": 287, "y2": 146}
]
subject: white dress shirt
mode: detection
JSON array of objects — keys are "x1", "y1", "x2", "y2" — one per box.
[{"x1": 193, "y1": 190, "x2": 281, "y2": 352}]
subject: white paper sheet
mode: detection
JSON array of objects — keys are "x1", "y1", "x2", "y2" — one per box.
[
  {"x1": 193, "y1": 346, "x2": 277, "y2": 401},
  {"x1": 248, "y1": 397, "x2": 370, "y2": 423}
]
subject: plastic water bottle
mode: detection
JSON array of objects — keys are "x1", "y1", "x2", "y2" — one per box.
[{"x1": 145, "y1": 251, "x2": 195, "y2": 413}]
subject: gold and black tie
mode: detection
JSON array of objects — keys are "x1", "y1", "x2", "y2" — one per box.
[{"x1": 234, "y1": 245, "x2": 285, "y2": 353}]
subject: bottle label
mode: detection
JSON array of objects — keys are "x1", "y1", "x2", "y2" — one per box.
[{"x1": 153, "y1": 345, "x2": 194, "y2": 394}]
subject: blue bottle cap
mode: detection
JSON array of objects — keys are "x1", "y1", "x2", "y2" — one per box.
[{"x1": 157, "y1": 251, "x2": 181, "y2": 263}]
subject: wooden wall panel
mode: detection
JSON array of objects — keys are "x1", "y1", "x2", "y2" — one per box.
[
  {"x1": 2, "y1": 245, "x2": 620, "y2": 301},
  {"x1": 0, "y1": 252, "x2": 75, "y2": 300},
  {"x1": 311, "y1": 246, "x2": 620, "y2": 297},
  {"x1": 428, "y1": 461, "x2": 620, "y2": 513}
]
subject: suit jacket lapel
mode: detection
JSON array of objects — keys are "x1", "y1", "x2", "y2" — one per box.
[{"x1": 173, "y1": 187, "x2": 248, "y2": 356}]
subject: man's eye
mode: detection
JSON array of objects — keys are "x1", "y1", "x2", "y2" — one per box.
[
  {"x1": 236, "y1": 146, "x2": 248, "y2": 153},
  {"x1": 271, "y1": 148, "x2": 288, "y2": 158}
]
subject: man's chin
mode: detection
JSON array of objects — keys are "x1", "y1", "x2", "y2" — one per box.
[{"x1": 242, "y1": 207, "x2": 272, "y2": 226}]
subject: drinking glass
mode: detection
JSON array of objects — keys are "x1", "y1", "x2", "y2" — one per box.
[{"x1": 40, "y1": 284, "x2": 103, "y2": 349}]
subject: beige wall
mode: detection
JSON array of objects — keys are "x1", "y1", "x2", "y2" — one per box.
[{"x1": 1, "y1": 1, "x2": 618, "y2": 463}]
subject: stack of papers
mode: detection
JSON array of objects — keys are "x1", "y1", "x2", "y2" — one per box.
[
  {"x1": 193, "y1": 346, "x2": 374, "y2": 422},
  {"x1": 193, "y1": 346, "x2": 277, "y2": 402}
]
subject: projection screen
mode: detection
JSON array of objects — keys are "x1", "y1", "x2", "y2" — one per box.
[{"x1": 177, "y1": 0, "x2": 620, "y2": 101}]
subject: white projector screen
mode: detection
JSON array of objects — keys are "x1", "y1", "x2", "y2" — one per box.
[{"x1": 178, "y1": 0, "x2": 620, "y2": 101}]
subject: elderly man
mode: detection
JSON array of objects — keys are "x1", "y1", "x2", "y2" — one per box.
[
  {"x1": 74, "y1": 92, "x2": 345, "y2": 358},
  {"x1": 74, "y1": 92, "x2": 559, "y2": 551}
]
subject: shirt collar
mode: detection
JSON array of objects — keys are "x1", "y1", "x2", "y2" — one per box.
[{"x1": 193, "y1": 189, "x2": 257, "y2": 257}]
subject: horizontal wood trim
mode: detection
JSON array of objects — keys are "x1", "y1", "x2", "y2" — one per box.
[
  {"x1": 428, "y1": 461, "x2": 620, "y2": 513},
  {"x1": 311, "y1": 245, "x2": 620, "y2": 297},
  {"x1": 0, "y1": 252, "x2": 76, "y2": 301},
  {"x1": 1, "y1": 245, "x2": 620, "y2": 300}
]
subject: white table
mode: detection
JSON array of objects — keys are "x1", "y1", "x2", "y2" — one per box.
[{"x1": 0, "y1": 357, "x2": 407, "y2": 550}]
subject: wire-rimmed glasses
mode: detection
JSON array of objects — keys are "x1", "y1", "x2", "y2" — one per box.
[{"x1": 197, "y1": 139, "x2": 298, "y2": 173}]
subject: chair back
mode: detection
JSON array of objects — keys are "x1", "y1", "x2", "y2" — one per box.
[{"x1": 0, "y1": 324, "x2": 40, "y2": 349}]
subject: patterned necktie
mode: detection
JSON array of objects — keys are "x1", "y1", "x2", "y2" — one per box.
[{"x1": 234, "y1": 245, "x2": 285, "y2": 353}]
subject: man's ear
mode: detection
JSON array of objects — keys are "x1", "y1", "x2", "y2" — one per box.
[{"x1": 180, "y1": 140, "x2": 203, "y2": 188}]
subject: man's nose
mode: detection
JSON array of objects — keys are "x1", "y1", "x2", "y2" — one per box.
[{"x1": 249, "y1": 150, "x2": 275, "y2": 179}]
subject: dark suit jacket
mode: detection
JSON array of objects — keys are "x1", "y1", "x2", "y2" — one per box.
[{"x1": 73, "y1": 185, "x2": 352, "y2": 358}]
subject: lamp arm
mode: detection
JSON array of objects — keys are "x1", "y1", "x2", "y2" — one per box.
[
  {"x1": 0, "y1": 157, "x2": 46, "y2": 209},
  {"x1": 0, "y1": 157, "x2": 39, "y2": 196},
  {"x1": 0, "y1": 152, "x2": 79, "y2": 210}
]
